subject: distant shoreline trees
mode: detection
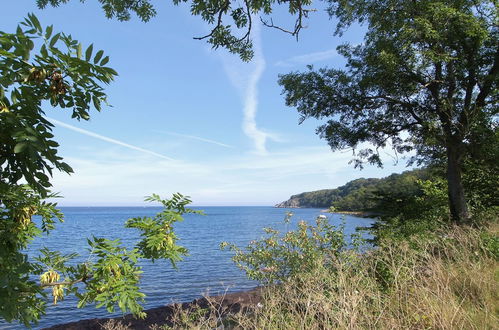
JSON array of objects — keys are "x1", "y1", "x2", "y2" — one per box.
[{"x1": 275, "y1": 168, "x2": 430, "y2": 211}]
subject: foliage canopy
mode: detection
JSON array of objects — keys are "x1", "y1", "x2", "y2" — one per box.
[
  {"x1": 277, "y1": 168, "x2": 430, "y2": 211},
  {"x1": 0, "y1": 13, "x2": 115, "y2": 194},
  {"x1": 6, "y1": 0, "x2": 497, "y2": 325},
  {"x1": 36, "y1": 0, "x2": 314, "y2": 61}
]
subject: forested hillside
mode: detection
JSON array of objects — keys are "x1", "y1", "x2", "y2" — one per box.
[{"x1": 275, "y1": 169, "x2": 430, "y2": 211}]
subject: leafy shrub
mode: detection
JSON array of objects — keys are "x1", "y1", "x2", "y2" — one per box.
[
  {"x1": 218, "y1": 222, "x2": 498, "y2": 329},
  {"x1": 221, "y1": 213, "x2": 363, "y2": 284},
  {"x1": 372, "y1": 178, "x2": 449, "y2": 242},
  {"x1": 0, "y1": 189, "x2": 200, "y2": 325}
]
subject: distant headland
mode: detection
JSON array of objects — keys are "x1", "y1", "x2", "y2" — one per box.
[{"x1": 275, "y1": 169, "x2": 429, "y2": 212}]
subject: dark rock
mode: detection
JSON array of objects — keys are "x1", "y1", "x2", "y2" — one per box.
[{"x1": 43, "y1": 287, "x2": 263, "y2": 330}]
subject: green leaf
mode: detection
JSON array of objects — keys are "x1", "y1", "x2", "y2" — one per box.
[
  {"x1": 92, "y1": 96, "x2": 101, "y2": 111},
  {"x1": 100, "y1": 56, "x2": 109, "y2": 66},
  {"x1": 30, "y1": 14, "x2": 42, "y2": 33},
  {"x1": 14, "y1": 142, "x2": 28, "y2": 153},
  {"x1": 59, "y1": 162, "x2": 73, "y2": 173},
  {"x1": 85, "y1": 44, "x2": 93, "y2": 62},
  {"x1": 77, "y1": 43, "x2": 82, "y2": 59},
  {"x1": 45, "y1": 25, "x2": 53, "y2": 40},
  {"x1": 49, "y1": 33, "x2": 60, "y2": 48},
  {"x1": 105, "y1": 67, "x2": 118, "y2": 76},
  {"x1": 35, "y1": 172, "x2": 49, "y2": 182},
  {"x1": 94, "y1": 50, "x2": 104, "y2": 64},
  {"x1": 11, "y1": 90, "x2": 18, "y2": 103},
  {"x1": 40, "y1": 44, "x2": 48, "y2": 57},
  {"x1": 27, "y1": 39, "x2": 35, "y2": 51},
  {"x1": 22, "y1": 47, "x2": 30, "y2": 61},
  {"x1": 47, "y1": 140, "x2": 59, "y2": 148}
]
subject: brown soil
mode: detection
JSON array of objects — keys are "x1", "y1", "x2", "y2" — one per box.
[{"x1": 43, "y1": 287, "x2": 262, "y2": 330}]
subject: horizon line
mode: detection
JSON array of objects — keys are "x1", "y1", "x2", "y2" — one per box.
[{"x1": 54, "y1": 204, "x2": 281, "y2": 208}]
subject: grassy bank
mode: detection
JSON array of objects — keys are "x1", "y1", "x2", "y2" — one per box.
[
  {"x1": 233, "y1": 223, "x2": 498, "y2": 329},
  {"x1": 100, "y1": 214, "x2": 498, "y2": 329},
  {"x1": 170, "y1": 224, "x2": 497, "y2": 329}
]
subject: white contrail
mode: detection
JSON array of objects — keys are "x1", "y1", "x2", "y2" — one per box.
[
  {"x1": 242, "y1": 18, "x2": 268, "y2": 155},
  {"x1": 47, "y1": 117, "x2": 175, "y2": 161},
  {"x1": 155, "y1": 130, "x2": 235, "y2": 149},
  {"x1": 220, "y1": 17, "x2": 269, "y2": 155}
]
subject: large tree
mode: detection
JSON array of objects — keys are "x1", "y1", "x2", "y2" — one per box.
[{"x1": 278, "y1": 0, "x2": 498, "y2": 223}]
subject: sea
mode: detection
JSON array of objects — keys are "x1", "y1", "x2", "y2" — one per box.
[{"x1": 1, "y1": 206, "x2": 376, "y2": 329}]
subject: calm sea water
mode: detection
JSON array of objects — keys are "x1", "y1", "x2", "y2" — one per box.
[{"x1": 2, "y1": 206, "x2": 375, "y2": 329}]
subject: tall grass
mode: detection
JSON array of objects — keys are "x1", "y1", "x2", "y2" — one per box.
[
  {"x1": 153, "y1": 223, "x2": 497, "y2": 329},
  {"x1": 103, "y1": 220, "x2": 498, "y2": 329},
  {"x1": 252, "y1": 228, "x2": 499, "y2": 329},
  {"x1": 233, "y1": 224, "x2": 498, "y2": 329}
]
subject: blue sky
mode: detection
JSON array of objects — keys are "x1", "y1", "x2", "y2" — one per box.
[{"x1": 3, "y1": 1, "x2": 413, "y2": 206}]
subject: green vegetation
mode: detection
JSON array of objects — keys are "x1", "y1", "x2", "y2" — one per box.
[
  {"x1": 153, "y1": 179, "x2": 499, "y2": 329},
  {"x1": 276, "y1": 168, "x2": 429, "y2": 211},
  {"x1": 36, "y1": 0, "x2": 312, "y2": 61},
  {"x1": 221, "y1": 213, "x2": 357, "y2": 284},
  {"x1": 227, "y1": 220, "x2": 498, "y2": 329},
  {"x1": 1, "y1": 0, "x2": 496, "y2": 327},
  {"x1": 111, "y1": 220, "x2": 499, "y2": 329},
  {"x1": 0, "y1": 16, "x2": 201, "y2": 326},
  {"x1": 279, "y1": 0, "x2": 498, "y2": 223},
  {"x1": 0, "y1": 14, "x2": 114, "y2": 193},
  {"x1": 276, "y1": 177, "x2": 381, "y2": 209}
]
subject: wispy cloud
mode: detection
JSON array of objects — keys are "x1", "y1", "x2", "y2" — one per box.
[
  {"x1": 275, "y1": 48, "x2": 337, "y2": 67},
  {"x1": 48, "y1": 117, "x2": 175, "y2": 161},
  {"x1": 242, "y1": 20, "x2": 268, "y2": 155},
  {"x1": 50, "y1": 144, "x2": 411, "y2": 206},
  {"x1": 154, "y1": 130, "x2": 235, "y2": 149},
  {"x1": 220, "y1": 18, "x2": 271, "y2": 155}
]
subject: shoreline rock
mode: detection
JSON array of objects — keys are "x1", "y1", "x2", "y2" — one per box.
[
  {"x1": 274, "y1": 198, "x2": 302, "y2": 208},
  {"x1": 43, "y1": 287, "x2": 263, "y2": 330}
]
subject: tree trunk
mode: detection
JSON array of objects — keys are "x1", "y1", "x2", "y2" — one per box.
[{"x1": 446, "y1": 143, "x2": 470, "y2": 223}]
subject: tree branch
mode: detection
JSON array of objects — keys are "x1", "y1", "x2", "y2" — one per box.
[
  {"x1": 260, "y1": 7, "x2": 316, "y2": 40},
  {"x1": 364, "y1": 94, "x2": 425, "y2": 125},
  {"x1": 473, "y1": 45, "x2": 499, "y2": 110},
  {"x1": 193, "y1": 0, "x2": 231, "y2": 41}
]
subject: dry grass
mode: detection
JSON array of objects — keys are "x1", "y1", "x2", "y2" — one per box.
[
  {"x1": 100, "y1": 223, "x2": 498, "y2": 330},
  {"x1": 101, "y1": 319, "x2": 131, "y2": 330},
  {"x1": 245, "y1": 224, "x2": 498, "y2": 330},
  {"x1": 163, "y1": 224, "x2": 498, "y2": 329}
]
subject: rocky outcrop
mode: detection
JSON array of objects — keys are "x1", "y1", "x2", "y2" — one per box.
[{"x1": 274, "y1": 197, "x2": 302, "y2": 208}]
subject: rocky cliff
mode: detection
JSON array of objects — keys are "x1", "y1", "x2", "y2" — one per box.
[{"x1": 274, "y1": 197, "x2": 303, "y2": 208}]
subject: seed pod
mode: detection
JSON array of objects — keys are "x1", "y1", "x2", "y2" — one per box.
[
  {"x1": 14, "y1": 205, "x2": 37, "y2": 229},
  {"x1": 40, "y1": 269, "x2": 60, "y2": 285},
  {"x1": 52, "y1": 285, "x2": 65, "y2": 304}
]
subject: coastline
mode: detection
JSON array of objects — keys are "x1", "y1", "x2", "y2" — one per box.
[
  {"x1": 274, "y1": 205, "x2": 378, "y2": 219},
  {"x1": 43, "y1": 287, "x2": 263, "y2": 330}
]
